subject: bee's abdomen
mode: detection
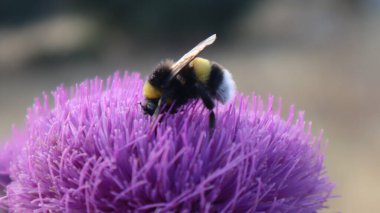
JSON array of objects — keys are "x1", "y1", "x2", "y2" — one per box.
[{"x1": 208, "y1": 63, "x2": 235, "y2": 103}]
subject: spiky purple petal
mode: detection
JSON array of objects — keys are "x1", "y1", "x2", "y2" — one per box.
[{"x1": 0, "y1": 72, "x2": 333, "y2": 212}]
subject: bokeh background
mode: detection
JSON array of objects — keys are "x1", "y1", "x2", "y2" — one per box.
[{"x1": 0, "y1": 0, "x2": 379, "y2": 212}]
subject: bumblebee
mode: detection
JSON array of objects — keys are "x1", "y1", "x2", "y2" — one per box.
[{"x1": 141, "y1": 34, "x2": 236, "y2": 128}]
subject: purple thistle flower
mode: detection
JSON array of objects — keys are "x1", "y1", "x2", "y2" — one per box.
[{"x1": 0, "y1": 72, "x2": 333, "y2": 212}]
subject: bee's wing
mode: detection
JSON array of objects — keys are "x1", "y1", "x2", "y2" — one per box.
[{"x1": 171, "y1": 34, "x2": 216, "y2": 76}]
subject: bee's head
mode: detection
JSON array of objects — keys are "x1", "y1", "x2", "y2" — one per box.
[
  {"x1": 140, "y1": 99, "x2": 159, "y2": 115},
  {"x1": 141, "y1": 60, "x2": 174, "y2": 116}
]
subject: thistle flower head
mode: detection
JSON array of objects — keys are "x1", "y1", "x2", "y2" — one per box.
[{"x1": 0, "y1": 72, "x2": 333, "y2": 212}]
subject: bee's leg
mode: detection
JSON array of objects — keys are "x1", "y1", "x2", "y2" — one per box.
[
  {"x1": 151, "y1": 91, "x2": 172, "y2": 125},
  {"x1": 209, "y1": 110, "x2": 216, "y2": 129},
  {"x1": 152, "y1": 98, "x2": 163, "y2": 125},
  {"x1": 193, "y1": 82, "x2": 216, "y2": 129}
]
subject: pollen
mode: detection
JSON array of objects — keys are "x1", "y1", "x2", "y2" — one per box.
[{"x1": 143, "y1": 82, "x2": 161, "y2": 99}]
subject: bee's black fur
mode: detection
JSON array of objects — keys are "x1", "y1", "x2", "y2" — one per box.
[
  {"x1": 148, "y1": 60, "x2": 173, "y2": 89},
  {"x1": 207, "y1": 64, "x2": 224, "y2": 97}
]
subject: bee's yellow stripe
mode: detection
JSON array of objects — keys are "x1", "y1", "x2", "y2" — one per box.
[
  {"x1": 191, "y1": 57, "x2": 211, "y2": 83},
  {"x1": 143, "y1": 82, "x2": 161, "y2": 99}
]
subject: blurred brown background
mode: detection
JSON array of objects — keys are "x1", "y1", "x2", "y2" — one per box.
[{"x1": 0, "y1": 0, "x2": 379, "y2": 212}]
